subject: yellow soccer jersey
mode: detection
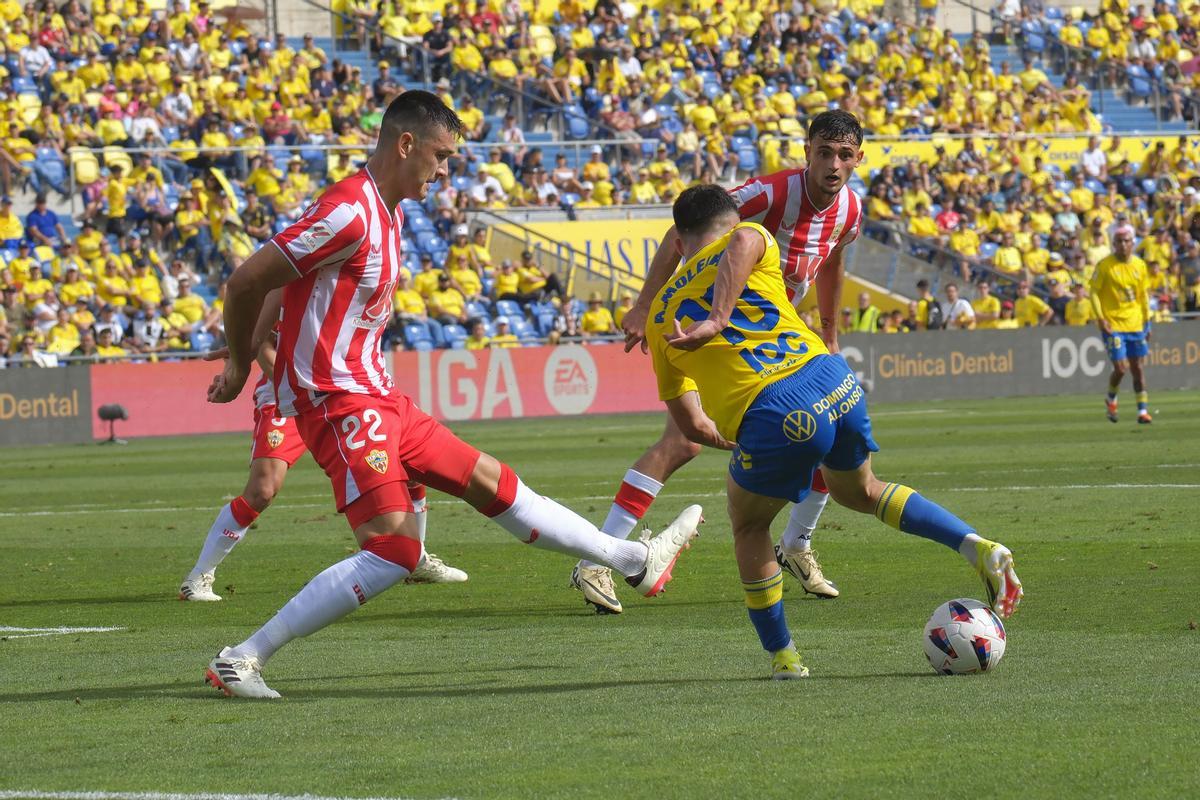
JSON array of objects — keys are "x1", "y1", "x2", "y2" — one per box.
[
  {"x1": 646, "y1": 222, "x2": 828, "y2": 442},
  {"x1": 1089, "y1": 254, "x2": 1149, "y2": 333}
]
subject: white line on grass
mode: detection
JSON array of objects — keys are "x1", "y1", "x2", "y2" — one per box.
[
  {"x1": 0, "y1": 792, "x2": 454, "y2": 800},
  {"x1": 3, "y1": 481, "x2": 1196, "y2": 521},
  {"x1": 0, "y1": 627, "x2": 125, "y2": 639}
]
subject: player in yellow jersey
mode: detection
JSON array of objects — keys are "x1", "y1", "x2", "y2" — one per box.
[
  {"x1": 646, "y1": 186, "x2": 1023, "y2": 679},
  {"x1": 1090, "y1": 226, "x2": 1153, "y2": 424}
]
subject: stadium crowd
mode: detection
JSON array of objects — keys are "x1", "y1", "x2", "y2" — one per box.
[{"x1": 2, "y1": 0, "x2": 1200, "y2": 362}]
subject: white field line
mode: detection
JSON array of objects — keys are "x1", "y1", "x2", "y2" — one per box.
[
  {"x1": 2, "y1": 479, "x2": 1196, "y2": 521},
  {"x1": 0, "y1": 627, "x2": 125, "y2": 639},
  {"x1": 0, "y1": 792, "x2": 455, "y2": 800}
]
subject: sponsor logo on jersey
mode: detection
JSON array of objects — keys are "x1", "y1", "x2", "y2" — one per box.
[
  {"x1": 291, "y1": 220, "x2": 334, "y2": 256},
  {"x1": 266, "y1": 429, "x2": 284, "y2": 449},
  {"x1": 352, "y1": 582, "x2": 367, "y2": 605},
  {"x1": 366, "y1": 448, "x2": 389, "y2": 474},
  {"x1": 351, "y1": 281, "x2": 395, "y2": 329},
  {"x1": 221, "y1": 529, "x2": 241, "y2": 541},
  {"x1": 782, "y1": 409, "x2": 817, "y2": 443}
]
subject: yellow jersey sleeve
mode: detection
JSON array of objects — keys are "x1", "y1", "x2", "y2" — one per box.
[{"x1": 645, "y1": 221, "x2": 828, "y2": 441}]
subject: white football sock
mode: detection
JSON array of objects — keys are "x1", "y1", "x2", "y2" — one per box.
[
  {"x1": 780, "y1": 491, "x2": 829, "y2": 552},
  {"x1": 231, "y1": 550, "x2": 409, "y2": 665},
  {"x1": 413, "y1": 494, "x2": 428, "y2": 545},
  {"x1": 583, "y1": 469, "x2": 663, "y2": 569},
  {"x1": 958, "y1": 533, "x2": 985, "y2": 566},
  {"x1": 189, "y1": 503, "x2": 249, "y2": 580},
  {"x1": 493, "y1": 478, "x2": 649, "y2": 576}
]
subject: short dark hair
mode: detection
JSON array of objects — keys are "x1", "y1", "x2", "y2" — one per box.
[
  {"x1": 379, "y1": 90, "x2": 465, "y2": 145},
  {"x1": 673, "y1": 184, "x2": 738, "y2": 235},
  {"x1": 807, "y1": 110, "x2": 864, "y2": 147}
]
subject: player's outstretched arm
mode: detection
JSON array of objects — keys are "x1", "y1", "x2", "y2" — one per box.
[
  {"x1": 815, "y1": 244, "x2": 847, "y2": 352},
  {"x1": 207, "y1": 246, "x2": 298, "y2": 404},
  {"x1": 665, "y1": 391, "x2": 734, "y2": 451},
  {"x1": 624, "y1": 224, "x2": 682, "y2": 353}
]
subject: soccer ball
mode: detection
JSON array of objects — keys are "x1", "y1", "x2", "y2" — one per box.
[{"x1": 922, "y1": 598, "x2": 1007, "y2": 675}]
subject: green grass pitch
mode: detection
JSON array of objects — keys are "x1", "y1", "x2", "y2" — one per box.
[{"x1": 1, "y1": 390, "x2": 1198, "y2": 799}]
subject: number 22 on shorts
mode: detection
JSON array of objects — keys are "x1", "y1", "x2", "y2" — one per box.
[{"x1": 342, "y1": 409, "x2": 386, "y2": 451}]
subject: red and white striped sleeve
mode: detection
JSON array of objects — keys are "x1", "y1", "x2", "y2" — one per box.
[
  {"x1": 728, "y1": 175, "x2": 771, "y2": 224},
  {"x1": 270, "y1": 200, "x2": 365, "y2": 277}
]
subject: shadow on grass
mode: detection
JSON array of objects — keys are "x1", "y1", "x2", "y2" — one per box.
[
  {"x1": 352, "y1": 596, "x2": 744, "y2": 623},
  {"x1": 0, "y1": 669, "x2": 939, "y2": 703}
]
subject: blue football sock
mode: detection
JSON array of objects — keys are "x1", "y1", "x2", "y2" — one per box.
[
  {"x1": 875, "y1": 483, "x2": 974, "y2": 551},
  {"x1": 743, "y1": 570, "x2": 790, "y2": 652}
]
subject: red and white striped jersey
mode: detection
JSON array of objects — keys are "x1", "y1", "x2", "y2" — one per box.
[
  {"x1": 252, "y1": 372, "x2": 274, "y2": 410},
  {"x1": 269, "y1": 169, "x2": 403, "y2": 416},
  {"x1": 729, "y1": 168, "x2": 863, "y2": 304}
]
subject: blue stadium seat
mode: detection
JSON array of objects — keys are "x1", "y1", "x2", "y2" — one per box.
[
  {"x1": 979, "y1": 242, "x2": 999, "y2": 260},
  {"x1": 737, "y1": 148, "x2": 759, "y2": 173},
  {"x1": 495, "y1": 299, "x2": 522, "y2": 318},
  {"x1": 536, "y1": 311, "x2": 557, "y2": 336},
  {"x1": 566, "y1": 115, "x2": 591, "y2": 139},
  {"x1": 465, "y1": 300, "x2": 492, "y2": 320},
  {"x1": 412, "y1": 339, "x2": 435, "y2": 351},
  {"x1": 404, "y1": 323, "x2": 433, "y2": 348},
  {"x1": 407, "y1": 215, "x2": 434, "y2": 232}
]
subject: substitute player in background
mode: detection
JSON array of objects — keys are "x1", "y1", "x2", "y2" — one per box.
[
  {"x1": 202, "y1": 91, "x2": 702, "y2": 699},
  {"x1": 1091, "y1": 226, "x2": 1153, "y2": 424},
  {"x1": 179, "y1": 343, "x2": 467, "y2": 602},
  {"x1": 571, "y1": 110, "x2": 864, "y2": 615},
  {"x1": 648, "y1": 185, "x2": 1023, "y2": 678}
]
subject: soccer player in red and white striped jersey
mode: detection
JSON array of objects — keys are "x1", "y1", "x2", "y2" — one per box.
[
  {"x1": 570, "y1": 111, "x2": 865, "y2": 615},
  {"x1": 201, "y1": 91, "x2": 703, "y2": 698}
]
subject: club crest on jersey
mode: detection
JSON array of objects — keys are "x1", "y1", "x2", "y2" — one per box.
[
  {"x1": 293, "y1": 221, "x2": 334, "y2": 256},
  {"x1": 782, "y1": 409, "x2": 817, "y2": 443},
  {"x1": 266, "y1": 429, "x2": 284, "y2": 449},
  {"x1": 366, "y1": 449, "x2": 389, "y2": 475}
]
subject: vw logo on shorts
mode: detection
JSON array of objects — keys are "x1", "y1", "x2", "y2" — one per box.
[{"x1": 782, "y1": 410, "x2": 817, "y2": 443}]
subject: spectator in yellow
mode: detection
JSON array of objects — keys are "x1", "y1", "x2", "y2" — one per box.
[
  {"x1": 7, "y1": 241, "x2": 37, "y2": 282},
  {"x1": 491, "y1": 319, "x2": 520, "y2": 347},
  {"x1": 104, "y1": 164, "x2": 131, "y2": 242},
  {"x1": 581, "y1": 146, "x2": 610, "y2": 184},
  {"x1": 1014, "y1": 280, "x2": 1052, "y2": 326},
  {"x1": 908, "y1": 202, "x2": 941, "y2": 240},
  {"x1": 59, "y1": 265, "x2": 94, "y2": 305},
  {"x1": 21, "y1": 263, "x2": 54, "y2": 309},
  {"x1": 45, "y1": 308, "x2": 80, "y2": 354},
  {"x1": 428, "y1": 272, "x2": 468, "y2": 325},
  {"x1": 1068, "y1": 170, "x2": 1096, "y2": 214},
  {"x1": 130, "y1": 259, "x2": 163, "y2": 308},
  {"x1": 413, "y1": 253, "x2": 443, "y2": 299},
  {"x1": 850, "y1": 292, "x2": 881, "y2": 332},
  {"x1": 580, "y1": 292, "x2": 616, "y2": 338},
  {"x1": 629, "y1": 168, "x2": 660, "y2": 204},
  {"x1": 949, "y1": 218, "x2": 981, "y2": 256},
  {"x1": 449, "y1": 253, "x2": 484, "y2": 302},
  {"x1": 464, "y1": 318, "x2": 491, "y2": 350},
  {"x1": 0, "y1": 196, "x2": 24, "y2": 247},
  {"x1": 95, "y1": 326, "x2": 127, "y2": 361},
  {"x1": 1066, "y1": 283, "x2": 1095, "y2": 326},
  {"x1": 97, "y1": 260, "x2": 133, "y2": 307},
  {"x1": 993, "y1": 230, "x2": 1025, "y2": 278},
  {"x1": 478, "y1": 148, "x2": 517, "y2": 194},
  {"x1": 972, "y1": 280, "x2": 1001, "y2": 329},
  {"x1": 172, "y1": 277, "x2": 207, "y2": 324}
]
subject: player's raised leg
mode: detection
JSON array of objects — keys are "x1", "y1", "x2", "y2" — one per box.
[
  {"x1": 821, "y1": 458, "x2": 1023, "y2": 618},
  {"x1": 775, "y1": 469, "x2": 838, "y2": 598},
  {"x1": 727, "y1": 477, "x2": 808, "y2": 679},
  {"x1": 573, "y1": 411, "x2": 701, "y2": 614},
  {"x1": 180, "y1": 454, "x2": 290, "y2": 602}
]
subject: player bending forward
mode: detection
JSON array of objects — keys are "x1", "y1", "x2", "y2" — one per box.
[
  {"x1": 1091, "y1": 226, "x2": 1153, "y2": 425},
  {"x1": 179, "y1": 354, "x2": 467, "y2": 602},
  {"x1": 571, "y1": 110, "x2": 865, "y2": 614},
  {"x1": 646, "y1": 184, "x2": 1023, "y2": 679},
  {"x1": 202, "y1": 90, "x2": 703, "y2": 699}
]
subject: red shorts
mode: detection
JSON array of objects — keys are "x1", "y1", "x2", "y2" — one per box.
[
  {"x1": 251, "y1": 405, "x2": 307, "y2": 466},
  {"x1": 295, "y1": 392, "x2": 481, "y2": 528}
]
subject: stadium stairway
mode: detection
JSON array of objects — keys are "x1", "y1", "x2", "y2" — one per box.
[{"x1": 985, "y1": 42, "x2": 1191, "y2": 133}]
